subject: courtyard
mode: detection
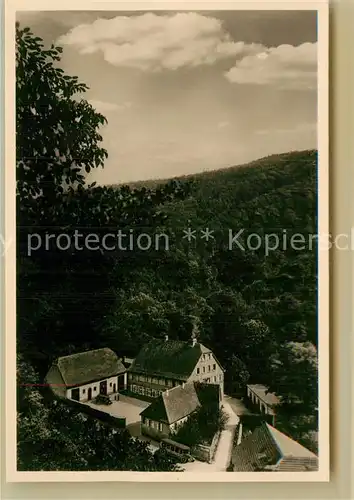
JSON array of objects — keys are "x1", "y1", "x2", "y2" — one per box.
[{"x1": 85, "y1": 393, "x2": 149, "y2": 425}]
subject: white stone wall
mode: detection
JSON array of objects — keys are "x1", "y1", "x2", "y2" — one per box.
[
  {"x1": 66, "y1": 373, "x2": 127, "y2": 402},
  {"x1": 141, "y1": 414, "x2": 190, "y2": 438}
]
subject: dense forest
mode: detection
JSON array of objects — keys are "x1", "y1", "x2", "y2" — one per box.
[{"x1": 16, "y1": 24, "x2": 318, "y2": 470}]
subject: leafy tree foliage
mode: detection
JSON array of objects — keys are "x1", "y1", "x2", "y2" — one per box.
[
  {"x1": 268, "y1": 341, "x2": 318, "y2": 449},
  {"x1": 173, "y1": 405, "x2": 228, "y2": 448},
  {"x1": 16, "y1": 23, "x2": 107, "y2": 206}
]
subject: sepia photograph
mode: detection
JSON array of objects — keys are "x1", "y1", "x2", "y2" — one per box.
[{"x1": 7, "y1": 1, "x2": 329, "y2": 481}]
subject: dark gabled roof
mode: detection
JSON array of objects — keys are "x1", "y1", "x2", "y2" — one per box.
[
  {"x1": 53, "y1": 348, "x2": 126, "y2": 387},
  {"x1": 140, "y1": 382, "x2": 200, "y2": 424},
  {"x1": 140, "y1": 382, "x2": 220, "y2": 425},
  {"x1": 129, "y1": 338, "x2": 212, "y2": 380},
  {"x1": 232, "y1": 422, "x2": 318, "y2": 472}
]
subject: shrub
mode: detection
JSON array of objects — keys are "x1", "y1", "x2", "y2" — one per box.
[{"x1": 173, "y1": 404, "x2": 228, "y2": 448}]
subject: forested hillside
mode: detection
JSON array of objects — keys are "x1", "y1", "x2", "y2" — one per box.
[
  {"x1": 102, "y1": 150, "x2": 318, "y2": 445},
  {"x1": 16, "y1": 24, "x2": 318, "y2": 470}
]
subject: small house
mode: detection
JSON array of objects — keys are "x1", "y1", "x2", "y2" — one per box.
[
  {"x1": 45, "y1": 348, "x2": 127, "y2": 402},
  {"x1": 246, "y1": 384, "x2": 279, "y2": 425},
  {"x1": 140, "y1": 382, "x2": 221, "y2": 441}
]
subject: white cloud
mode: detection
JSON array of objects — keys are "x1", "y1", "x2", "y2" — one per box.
[
  {"x1": 217, "y1": 121, "x2": 230, "y2": 129},
  {"x1": 255, "y1": 122, "x2": 316, "y2": 136},
  {"x1": 88, "y1": 100, "x2": 132, "y2": 113},
  {"x1": 225, "y1": 42, "x2": 317, "y2": 90},
  {"x1": 58, "y1": 13, "x2": 262, "y2": 71}
]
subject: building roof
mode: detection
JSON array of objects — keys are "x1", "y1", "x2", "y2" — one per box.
[
  {"x1": 140, "y1": 382, "x2": 220, "y2": 425},
  {"x1": 50, "y1": 348, "x2": 126, "y2": 387},
  {"x1": 129, "y1": 338, "x2": 215, "y2": 380},
  {"x1": 232, "y1": 422, "x2": 318, "y2": 472},
  {"x1": 247, "y1": 384, "x2": 280, "y2": 407},
  {"x1": 44, "y1": 363, "x2": 66, "y2": 398}
]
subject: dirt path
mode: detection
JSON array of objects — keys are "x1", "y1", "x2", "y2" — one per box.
[{"x1": 181, "y1": 400, "x2": 239, "y2": 472}]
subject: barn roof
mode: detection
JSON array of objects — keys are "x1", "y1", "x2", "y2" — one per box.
[
  {"x1": 129, "y1": 338, "x2": 219, "y2": 380},
  {"x1": 51, "y1": 348, "x2": 126, "y2": 387}
]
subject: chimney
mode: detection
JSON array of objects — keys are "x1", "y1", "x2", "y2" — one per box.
[
  {"x1": 191, "y1": 319, "x2": 199, "y2": 347},
  {"x1": 164, "y1": 334, "x2": 169, "y2": 342}
]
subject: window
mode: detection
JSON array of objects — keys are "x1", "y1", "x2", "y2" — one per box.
[
  {"x1": 82, "y1": 389, "x2": 86, "y2": 394},
  {"x1": 167, "y1": 379, "x2": 173, "y2": 387},
  {"x1": 213, "y1": 376, "x2": 216, "y2": 382},
  {"x1": 208, "y1": 365, "x2": 211, "y2": 372},
  {"x1": 158, "y1": 422, "x2": 163, "y2": 431},
  {"x1": 197, "y1": 368, "x2": 200, "y2": 374},
  {"x1": 110, "y1": 382, "x2": 112, "y2": 387},
  {"x1": 219, "y1": 374, "x2": 223, "y2": 381},
  {"x1": 94, "y1": 387, "x2": 97, "y2": 391},
  {"x1": 203, "y1": 366, "x2": 205, "y2": 373},
  {"x1": 213, "y1": 364, "x2": 216, "y2": 370}
]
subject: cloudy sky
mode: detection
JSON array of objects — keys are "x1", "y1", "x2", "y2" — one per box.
[{"x1": 17, "y1": 10, "x2": 318, "y2": 184}]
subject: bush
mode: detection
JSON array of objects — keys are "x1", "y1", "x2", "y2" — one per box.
[{"x1": 173, "y1": 404, "x2": 228, "y2": 448}]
